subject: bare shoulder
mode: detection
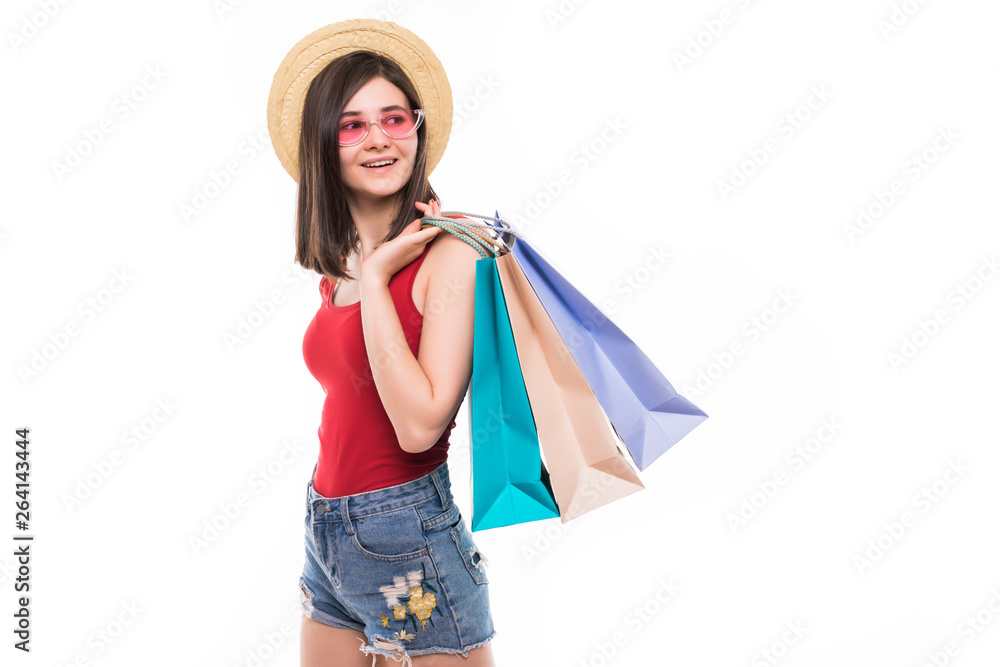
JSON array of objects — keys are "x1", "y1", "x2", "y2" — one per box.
[
  {"x1": 413, "y1": 226, "x2": 482, "y2": 317},
  {"x1": 426, "y1": 229, "x2": 482, "y2": 293},
  {"x1": 426, "y1": 225, "x2": 487, "y2": 266}
]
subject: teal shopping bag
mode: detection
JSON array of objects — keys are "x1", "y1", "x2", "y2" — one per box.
[{"x1": 469, "y1": 257, "x2": 560, "y2": 531}]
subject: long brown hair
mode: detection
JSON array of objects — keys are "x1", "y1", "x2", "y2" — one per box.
[{"x1": 294, "y1": 50, "x2": 439, "y2": 282}]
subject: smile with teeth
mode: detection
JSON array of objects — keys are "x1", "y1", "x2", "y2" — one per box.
[{"x1": 362, "y1": 158, "x2": 397, "y2": 168}]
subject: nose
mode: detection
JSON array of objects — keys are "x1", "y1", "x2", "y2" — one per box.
[{"x1": 363, "y1": 120, "x2": 390, "y2": 147}]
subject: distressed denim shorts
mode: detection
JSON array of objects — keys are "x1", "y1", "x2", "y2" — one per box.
[{"x1": 299, "y1": 460, "x2": 496, "y2": 663}]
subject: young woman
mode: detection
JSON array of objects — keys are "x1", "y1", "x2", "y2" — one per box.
[{"x1": 267, "y1": 20, "x2": 497, "y2": 667}]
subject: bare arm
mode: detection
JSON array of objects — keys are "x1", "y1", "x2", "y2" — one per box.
[{"x1": 359, "y1": 230, "x2": 480, "y2": 453}]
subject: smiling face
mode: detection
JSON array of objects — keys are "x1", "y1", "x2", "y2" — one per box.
[{"x1": 337, "y1": 76, "x2": 419, "y2": 206}]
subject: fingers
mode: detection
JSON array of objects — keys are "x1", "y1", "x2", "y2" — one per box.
[
  {"x1": 414, "y1": 199, "x2": 441, "y2": 214},
  {"x1": 414, "y1": 200, "x2": 443, "y2": 235},
  {"x1": 411, "y1": 218, "x2": 442, "y2": 238}
]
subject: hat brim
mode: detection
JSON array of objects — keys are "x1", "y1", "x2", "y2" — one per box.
[{"x1": 267, "y1": 19, "x2": 453, "y2": 183}]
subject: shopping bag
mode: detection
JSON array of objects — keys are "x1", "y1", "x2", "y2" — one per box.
[
  {"x1": 495, "y1": 250, "x2": 645, "y2": 522},
  {"x1": 424, "y1": 210, "x2": 708, "y2": 472},
  {"x1": 442, "y1": 221, "x2": 559, "y2": 531},
  {"x1": 508, "y1": 235, "x2": 708, "y2": 470}
]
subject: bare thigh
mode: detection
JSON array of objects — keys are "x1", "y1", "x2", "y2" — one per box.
[
  {"x1": 300, "y1": 616, "x2": 393, "y2": 667},
  {"x1": 301, "y1": 616, "x2": 496, "y2": 667},
  {"x1": 410, "y1": 643, "x2": 496, "y2": 666}
]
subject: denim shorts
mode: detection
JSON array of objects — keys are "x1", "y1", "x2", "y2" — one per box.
[{"x1": 299, "y1": 460, "x2": 496, "y2": 662}]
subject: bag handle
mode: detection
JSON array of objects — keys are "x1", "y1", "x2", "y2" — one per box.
[
  {"x1": 449, "y1": 217, "x2": 513, "y2": 255},
  {"x1": 420, "y1": 217, "x2": 499, "y2": 258},
  {"x1": 420, "y1": 211, "x2": 528, "y2": 256}
]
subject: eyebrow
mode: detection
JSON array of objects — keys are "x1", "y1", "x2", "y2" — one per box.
[{"x1": 340, "y1": 104, "x2": 407, "y2": 117}]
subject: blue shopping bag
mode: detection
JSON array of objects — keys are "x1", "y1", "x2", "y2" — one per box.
[
  {"x1": 468, "y1": 256, "x2": 560, "y2": 531},
  {"x1": 509, "y1": 236, "x2": 708, "y2": 471}
]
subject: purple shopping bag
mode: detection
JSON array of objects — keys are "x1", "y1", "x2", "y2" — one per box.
[{"x1": 509, "y1": 234, "x2": 708, "y2": 470}]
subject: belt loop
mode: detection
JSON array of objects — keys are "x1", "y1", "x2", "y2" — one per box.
[
  {"x1": 306, "y1": 462, "x2": 317, "y2": 514},
  {"x1": 340, "y1": 497, "x2": 355, "y2": 535},
  {"x1": 430, "y1": 462, "x2": 451, "y2": 509}
]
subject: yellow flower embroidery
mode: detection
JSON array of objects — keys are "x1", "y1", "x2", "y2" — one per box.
[
  {"x1": 407, "y1": 586, "x2": 437, "y2": 629},
  {"x1": 380, "y1": 615, "x2": 389, "y2": 628},
  {"x1": 378, "y1": 563, "x2": 442, "y2": 636}
]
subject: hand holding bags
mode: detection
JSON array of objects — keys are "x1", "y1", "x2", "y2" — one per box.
[{"x1": 419, "y1": 211, "x2": 708, "y2": 530}]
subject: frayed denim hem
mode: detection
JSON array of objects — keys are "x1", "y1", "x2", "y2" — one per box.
[{"x1": 358, "y1": 628, "x2": 496, "y2": 664}]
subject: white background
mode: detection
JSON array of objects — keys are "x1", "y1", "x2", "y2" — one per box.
[{"x1": 3, "y1": 0, "x2": 1000, "y2": 665}]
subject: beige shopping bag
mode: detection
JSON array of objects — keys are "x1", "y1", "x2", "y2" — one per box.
[{"x1": 495, "y1": 252, "x2": 644, "y2": 522}]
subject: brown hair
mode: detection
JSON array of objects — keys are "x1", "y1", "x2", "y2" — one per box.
[{"x1": 294, "y1": 50, "x2": 439, "y2": 282}]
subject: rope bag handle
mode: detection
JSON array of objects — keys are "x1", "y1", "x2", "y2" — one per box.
[
  {"x1": 420, "y1": 217, "x2": 498, "y2": 258},
  {"x1": 419, "y1": 211, "x2": 527, "y2": 258}
]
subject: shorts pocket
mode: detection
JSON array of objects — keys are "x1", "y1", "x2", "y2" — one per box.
[
  {"x1": 422, "y1": 502, "x2": 460, "y2": 534},
  {"x1": 351, "y1": 506, "x2": 429, "y2": 562},
  {"x1": 450, "y1": 518, "x2": 489, "y2": 585}
]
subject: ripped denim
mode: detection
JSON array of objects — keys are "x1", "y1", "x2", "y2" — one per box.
[{"x1": 299, "y1": 460, "x2": 496, "y2": 662}]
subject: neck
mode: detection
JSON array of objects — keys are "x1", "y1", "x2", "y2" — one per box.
[{"x1": 345, "y1": 192, "x2": 400, "y2": 259}]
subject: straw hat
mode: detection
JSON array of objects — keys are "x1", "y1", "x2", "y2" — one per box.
[{"x1": 267, "y1": 19, "x2": 453, "y2": 183}]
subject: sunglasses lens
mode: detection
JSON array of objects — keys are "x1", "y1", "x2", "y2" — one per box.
[
  {"x1": 381, "y1": 110, "x2": 420, "y2": 138},
  {"x1": 338, "y1": 119, "x2": 368, "y2": 145}
]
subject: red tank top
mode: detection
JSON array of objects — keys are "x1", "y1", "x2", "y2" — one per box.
[{"x1": 302, "y1": 235, "x2": 459, "y2": 498}]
